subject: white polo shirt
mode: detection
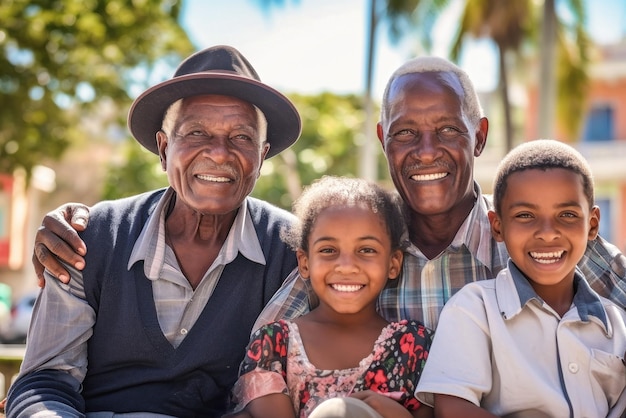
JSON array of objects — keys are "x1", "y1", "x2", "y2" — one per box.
[{"x1": 416, "y1": 261, "x2": 626, "y2": 418}]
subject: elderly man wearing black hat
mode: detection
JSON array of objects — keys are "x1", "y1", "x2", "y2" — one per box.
[{"x1": 6, "y1": 46, "x2": 301, "y2": 417}]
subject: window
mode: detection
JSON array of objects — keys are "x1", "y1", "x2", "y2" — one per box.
[{"x1": 582, "y1": 105, "x2": 614, "y2": 142}]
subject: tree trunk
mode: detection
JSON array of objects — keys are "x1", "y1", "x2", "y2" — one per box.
[
  {"x1": 538, "y1": 0, "x2": 557, "y2": 139},
  {"x1": 359, "y1": 0, "x2": 379, "y2": 181},
  {"x1": 498, "y1": 47, "x2": 514, "y2": 153},
  {"x1": 279, "y1": 148, "x2": 302, "y2": 202}
]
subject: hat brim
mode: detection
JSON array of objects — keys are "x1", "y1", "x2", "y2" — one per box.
[{"x1": 127, "y1": 71, "x2": 301, "y2": 159}]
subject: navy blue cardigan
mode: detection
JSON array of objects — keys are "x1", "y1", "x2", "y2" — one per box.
[{"x1": 7, "y1": 189, "x2": 297, "y2": 417}]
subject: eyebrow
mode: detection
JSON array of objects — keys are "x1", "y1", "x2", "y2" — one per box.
[
  {"x1": 506, "y1": 200, "x2": 584, "y2": 210},
  {"x1": 389, "y1": 113, "x2": 463, "y2": 127},
  {"x1": 312, "y1": 235, "x2": 385, "y2": 245}
]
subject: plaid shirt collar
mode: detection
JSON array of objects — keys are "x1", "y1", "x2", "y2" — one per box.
[{"x1": 406, "y1": 182, "x2": 496, "y2": 267}]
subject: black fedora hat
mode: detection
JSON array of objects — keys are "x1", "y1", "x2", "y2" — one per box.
[{"x1": 127, "y1": 45, "x2": 301, "y2": 159}]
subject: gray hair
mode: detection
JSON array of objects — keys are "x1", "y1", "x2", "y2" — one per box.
[{"x1": 380, "y1": 56, "x2": 484, "y2": 126}]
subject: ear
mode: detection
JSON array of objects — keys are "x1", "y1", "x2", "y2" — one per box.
[
  {"x1": 387, "y1": 249, "x2": 404, "y2": 280},
  {"x1": 474, "y1": 117, "x2": 489, "y2": 157},
  {"x1": 296, "y1": 248, "x2": 310, "y2": 279},
  {"x1": 156, "y1": 130, "x2": 168, "y2": 171},
  {"x1": 376, "y1": 122, "x2": 385, "y2": 149},
  {"x1": 488, "y1": 210, "x2": 505, "y2": 242},
  {"x1": 261, "y1": 141, "x2": 270, "y2": 160},
  {"x1": 257, "y1": 142, "x2": 270, "y2": 178},
  {"x1": 587, "y1": 205, "x2": 600, "y2": 241}
]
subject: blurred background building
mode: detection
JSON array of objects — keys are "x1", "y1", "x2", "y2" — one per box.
[{"x1": 475, "y1": 39, "x2": 626, "y2": 252}]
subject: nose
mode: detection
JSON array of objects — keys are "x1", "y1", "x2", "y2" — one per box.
[
  {"x1": 413, "y1": 130, "x2": 442, "y2": 163},
  {"x1": 534, "y1": 217, "x2": 561, "y2": 241},
  {"x1": 203, "y1": 136, "x2": 233, "y2": 163},
  {"x1": 334, "y1": 252, "x2": 359, "y2": 274}
]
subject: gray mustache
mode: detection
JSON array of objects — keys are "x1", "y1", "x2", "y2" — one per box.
[
  {"x1": 195, "y1": 164, "x2": 238, "y2": 178},
  {"x1": 402, "y1": 163, "x2": 450, "y2": 177}
]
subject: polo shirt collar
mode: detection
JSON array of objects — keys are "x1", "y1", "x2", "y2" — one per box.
[{"x1": 498, "y1": 260, "x2": 610, "y2": 333}]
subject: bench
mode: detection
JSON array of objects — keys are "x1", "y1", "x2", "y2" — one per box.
[{"x1": 0, "y1": 345, "x2": 25, "y2": 399}]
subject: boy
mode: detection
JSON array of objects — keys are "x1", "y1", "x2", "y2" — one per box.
[{"x1": 415, "y1": 139, "x2": 626, "y2": 417}]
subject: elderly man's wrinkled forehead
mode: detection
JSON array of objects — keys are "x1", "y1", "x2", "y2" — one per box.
[
  {"x1": 389, "y1": 71, "x2": 464, "y2": 101},
  {"x1": 161, "y1": 96, "x2": 268, "y2": 139},
  {"x1": 432, "y1": 71, "x2": 465, "y2": 96}
]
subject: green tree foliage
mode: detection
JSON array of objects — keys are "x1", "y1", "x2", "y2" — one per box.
[
  {"x1": 0, "y1": 0, "x2": 193, "y2": 177},
  {"x1": 100, "y1": 141, "x2": 168, "y2": 201},
  {"x1": 252, "y1": 92, "x2": 389, "y2": 210},
  {"x1": 553, "y1": 0, "x2": 590, "y2": 139}
]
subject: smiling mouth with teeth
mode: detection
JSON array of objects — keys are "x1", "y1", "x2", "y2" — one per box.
[
  {"x1": 331, "y1": 284, "x2": 364, "y2": 292},
  {"x1": 530, "y1": 250, "x2": 564, "y2": 264},
  {"x1": 196, "y1": 174, "x2": 231, "y2": 183},
  {"x1": 411, "y1": 172, "x2": 448, "y2": 181}
]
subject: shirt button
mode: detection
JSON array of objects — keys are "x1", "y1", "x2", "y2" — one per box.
[
  {"x1": 568, "y1": 362, "x2": 579, "y2": 373},
  {"x1": 180, "y1": 328, "x2": 188, "y2": 335}
]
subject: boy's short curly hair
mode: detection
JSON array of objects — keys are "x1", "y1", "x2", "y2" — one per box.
[
  {"x1": 492, "y1": 139, "x2": 594, "y2": 215},
  {"x1": 282, "y1": 176, "x2": 408, "y2": 253}
]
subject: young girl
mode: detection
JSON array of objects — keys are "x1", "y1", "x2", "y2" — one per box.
[{"x1": 231, "y1": 176, "x2": 433, "y2": 418}]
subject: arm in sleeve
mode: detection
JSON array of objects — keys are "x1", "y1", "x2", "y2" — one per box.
[
  {"x1": 232, "y1": 321, "x2": 291, "y2": 412},
  {"x1": 5, "y1": 264, "x2": 95, "y2": 417},
  {"x1": 607, "y1": 384, "x2": 626, "y2": 418},
  {"x1": 6, "y1": 369, "x2": 85, "y2": 418},
  {"x1": 581, "y1": 235, "x2": 626, "y2": 310},
  {"x1": 252, "y1": 268, "x2": 317, "y2": 333},
  {"x1": 415, "y1": 288, "x2": 493, "y2": 408},
  {"x1": 401, "y1": 321, "x2": 434, "y2": 411}
]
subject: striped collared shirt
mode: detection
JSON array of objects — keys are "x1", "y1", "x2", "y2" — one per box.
[{"x1": 128, "y1": 188, "x2": 266, "y2": 347}]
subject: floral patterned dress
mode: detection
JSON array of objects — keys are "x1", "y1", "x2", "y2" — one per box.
[{"x1": 232, "y1": 319, "x2": 432, "y2": 418}]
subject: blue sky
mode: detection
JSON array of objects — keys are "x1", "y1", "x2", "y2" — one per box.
[{"x1": 180, "y1": 0, "x2": 626, "y2": 99}]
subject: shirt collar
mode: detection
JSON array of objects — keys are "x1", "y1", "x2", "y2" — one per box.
[
  {"x1": 128, "y1": 188, "x2": 266, "y2": 279},
  {"x1": 451, "y1": 182, "x2": 498, "y2": 267},
  {"x1": 498, "y1": 260, "x2": 610, "y2": 333},
  {"x1": 404, "y1": 182, "x2": 498, "y2": 266},
  {"x1": 407, "y1": 182, "x2": 498, "y2": 260}
]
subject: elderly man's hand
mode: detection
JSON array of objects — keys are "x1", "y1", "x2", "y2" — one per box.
[{"x1": 33, "y1": 203, "x2": 90, "y2": 287}]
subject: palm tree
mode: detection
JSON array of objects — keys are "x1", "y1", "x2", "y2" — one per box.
[
  {"x1": 383, "y1": 0, "x2": 590, "y2": 151},
  {"x1": 550, "y1": 0, "x2": 590, "y2": 140},
  {"x1": 449, "y1": 0, "x2": 534, "y2": 152}
]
